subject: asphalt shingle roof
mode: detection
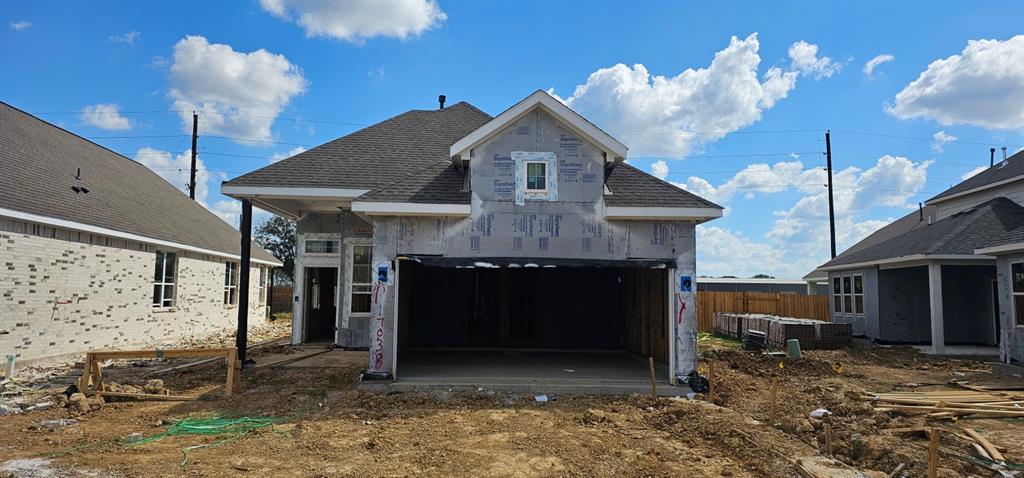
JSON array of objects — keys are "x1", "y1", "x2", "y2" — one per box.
[
  {"x1": 821, "y1": 197, "x2": 1024, "y2": 268},
  {"x1": 225, "y1": 100, "x2": 720, "y2": 210},
  {"x1": 0, "y1": 102, "x2": 278, "y2": 264},
  {"x1": 358, "y1": 161, "x2": 469, "y2": 204},
  {"x1": 224, "y1": 102, "x2": 492, "y2": 190},
  {"x1": 928, "y1": 149, "x2": 1024, "y2": 202},
  {"x1": 604, "y1": 163, "x2": 722, "y2": 209}
]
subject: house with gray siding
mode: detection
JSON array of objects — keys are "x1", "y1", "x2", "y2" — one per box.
[
  {"x1": 815, "y1": 149, "x2": 1024, "y2": 365},
  {"x1": 221, "y1": 91, "x2": 722, "y2": 388},
  {"x1": 0, "y1": 102, "x2": 281, "y2": 364}
]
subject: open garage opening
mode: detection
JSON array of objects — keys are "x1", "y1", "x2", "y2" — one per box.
[{"x1": 393, "y1": 259, "x2": 674, "y2": 394}]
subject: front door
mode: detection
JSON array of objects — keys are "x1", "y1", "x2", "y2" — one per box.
[{"x1": 304, "y1": 267, "x2": 338, "y2": 342}]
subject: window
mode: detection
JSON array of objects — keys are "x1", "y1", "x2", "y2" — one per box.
[
  {"x1": 832, "y1": 274, "x2": 865, "y2": 316},
  {"x1": 351, "y1": 245, "x2": 372, "y2": 314},
  {"x1": 831, "y1": 276, "x2": 839, "y2": 315},
  {"x1": 842, "y1": 276, "x2": 852, "y2": 314},
  {"x1": 152, "y1": 251, "x2": 176, "y2": 308},
  {"x1": 1013, "y1": 263, "x2": 1024, "y2": 326},
  {"x1": 853, "y1": 275, "x2": 864, "y2": 314},
  {"x1": 224, "y1": 262, "x2": 238, "y2": 305},
  {"x1": 525, "y1": 161, "x2": 547, "y2": 191},
  {"x1": 258, "y1": 267, "x2": 268, "y2": 305},
  {"x1": 305, "y1": 240, "x2": 338, "y2": 254}
]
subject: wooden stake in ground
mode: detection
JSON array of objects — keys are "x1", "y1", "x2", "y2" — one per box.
[
  {"x1": 824, "y1": 423, "x2": 833, "y2": 456},
  {"x1": 928, "y1": 427, "x2": 939, "y2": 478},
  {"x1": 768, "y1": 377, "x2": 780, "y2": 424},
  {"x1": 648, "y1": 357, "x2": 657, "y2": 398}
]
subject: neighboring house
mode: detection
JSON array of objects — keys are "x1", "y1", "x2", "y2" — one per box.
[
  {"x1": 221, "y1": 91, "x2": 722, "y2": 384},
  {"x1": 801, "y1": 269, "x2": 830, "y2": 295},
  {"x1": 815, "y1": 149, "x2": 1024, "y2": 365},
  {"x1": 0, "y1": 102, "x2": 281, "y2": 363},
  {"x1": 697, "y1": 277, "x2": 822, "y2": 295}
]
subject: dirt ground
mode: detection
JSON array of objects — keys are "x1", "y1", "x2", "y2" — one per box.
[{"x1": 1, "y1": 330, "x2": 1022, "y2": 478}]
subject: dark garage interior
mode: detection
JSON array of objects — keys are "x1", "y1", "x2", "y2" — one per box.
[{"x1": 394, "y1": 260, "x2": 672, "y2": 390}]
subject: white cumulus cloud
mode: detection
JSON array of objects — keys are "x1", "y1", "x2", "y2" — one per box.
[
  {"x1": 788, "y1": 40, "x2": 842, "y2": 79},
  {"x1": 679, "y1": 161, "x2": 822, "y2": 204},
  {"x1": 9, "y1": 21, "x2": 31, "y2": 31},
  {"x1": 80, "y1": 103, "x2": 133, "y2": 130},
  {"x1": 135, "y1": 147, "x2": 210, "y2": 203},
  {"x1": 696, "y1": 155, "x2": 930, "y2": 277},
  {"x1": 168, "y1": 35, "x2": 308, "y2": 142},
  {"x1": 552, "y1": 33, "x2": 800, "y2": 157},
  {"x1": 260, "y1": 0, "x2": 446, "y2": 43},
  {"x1": 650, "y1": 160, "x2": 669, "y2": 180},
  {"x1": 863, "y1": 54, "x2": 894, "y2": 76},
  {"x1": 931, "y1": 130, "x2": 957, "y2": 153},
  {"x1": 888, "y1": 35, "x2": 1024, "y2": 129},
  {"x1": 270, "y1": 146, "x2": 307, "y2": 163}
]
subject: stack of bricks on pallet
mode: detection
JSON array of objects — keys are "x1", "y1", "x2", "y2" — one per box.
[{"x1": 712, "y1": 312, "x2": 852, "y2": 350}]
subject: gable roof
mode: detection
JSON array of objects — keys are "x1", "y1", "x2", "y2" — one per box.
[
  {"x1": 820, "y1": 197, "x2": 1024, "y2": 269},
  {"x1": 449, "y1": 90, "x2": 628, "y2": 162},
  {"x1": 0, "y1": 102, "x2": 279, "y2": 265},
  {"x1": 927, "y1": 149, "x2": 1024, "y2": 203},
  {"x1": 224, "y1": 102, "x2": 491, "y2": 191}
]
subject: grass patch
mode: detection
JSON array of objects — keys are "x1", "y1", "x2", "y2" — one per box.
[{"x1": 697, "y1": 332, "x2": 742, "y2": 351}]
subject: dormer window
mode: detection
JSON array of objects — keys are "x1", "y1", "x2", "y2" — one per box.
[{"x1": 525, "y1": 161, "x2": 547, "y2": 192}]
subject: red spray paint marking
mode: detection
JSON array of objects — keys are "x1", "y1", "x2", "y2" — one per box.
[
  {"x1": 675, "y1": 292, "x2": 686, "y2": 325},
  {"x1": 371, "y1": 282, "x2": 387, "y2": 369}
]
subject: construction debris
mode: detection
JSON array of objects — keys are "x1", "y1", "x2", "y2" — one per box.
[{"x1": 859, "y1": 385, "x2": 1024, "y2": 419}]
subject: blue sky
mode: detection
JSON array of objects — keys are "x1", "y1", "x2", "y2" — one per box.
[{"x1": 3, "y1": 1, "x2": 1023, "y2": 277}]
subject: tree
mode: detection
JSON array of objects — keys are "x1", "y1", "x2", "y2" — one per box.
[
  {"x1": 254, "y1": 216, "x2": 296, "y2": 284},
  {"x1": 752, "y1": 274, "x2": 775, "y2": 279}
]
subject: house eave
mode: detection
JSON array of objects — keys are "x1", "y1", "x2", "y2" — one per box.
[
  {"x1": 925, "y1": 175, "x2": 1024, "y2": 205},
  {"x1": 220, "y1": 185, "x2": 371, "y2": 200},
  {"x1": 818, "y1": 253, "x2": 995, "y2": 272},
  {"x1": 975, "y1": 242, "x2": 1024, "y2": 256},
  {"x1": 350, "y1": 202, "x2": 472, "y2": 217},
  {"x1": 0, "y1": 207, "x2": 283, "y2": 267},
  {"x1": 604, "y1": 206, "x2": 723, "y2": 221}
]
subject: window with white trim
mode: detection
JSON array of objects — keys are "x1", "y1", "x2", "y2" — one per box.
[
  {"x1": 832, "y1": 277, "x2": 842, "y2": 313},
  {"x1": 258, "y1": 267, "x2": 268, "y2": 305},
  {"x1": 832, "y1": 273, "x2": 865, "y2": 315},
  {"x1": 224, "y1": 262, "x2": 239, "y2": 305},
  {"x1": 152, "y1": 251, "x2": 176, "y2": 308},
  {"x1": 351, "y1": 245, "x2": 372, "y2": 313},
  {"x1": 1012, "y1": 263, "x2": 1024, "y2": 326},
  {"x1": 525, "y1": 161, "x2": 547, "y2": 192}
]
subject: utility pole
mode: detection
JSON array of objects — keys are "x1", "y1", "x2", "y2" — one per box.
[
  {"x1": 826, "y1": 130, "x2": 837, "y2": 259},
  {"x1": 189, "y1": 111, "x2": 198, "y2": 200}
]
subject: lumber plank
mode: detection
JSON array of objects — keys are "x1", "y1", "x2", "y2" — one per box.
[
  {"x1": 962, "y1": 428, "x2": 1004, "y2": 462},
  {"x1": 97, "y1": 391, "x2": 198, "y2": 401},
  {"x1": 89, "y1": 348, "x2": 234, "y2": 360}
]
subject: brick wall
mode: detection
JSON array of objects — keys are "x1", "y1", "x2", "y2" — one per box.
[{"x1": 0, "y1": 219, "x2": 269, "y2": 363}]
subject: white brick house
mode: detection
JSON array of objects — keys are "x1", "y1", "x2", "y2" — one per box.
[{"x1": 0, "y1": 102, "x2": 281, "y2": 363}]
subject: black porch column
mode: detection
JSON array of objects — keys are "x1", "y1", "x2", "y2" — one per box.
[{"x1": 236, "y1": 199, "x2": 253, "y2": 363}]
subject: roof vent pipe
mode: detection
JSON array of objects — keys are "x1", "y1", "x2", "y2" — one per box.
[
  {"x1": 438, "y1": 95, "x2": 446, "y2": 110},
  {"x1": 1003, "y1": 146, "x2": 1008, "y2": 161},
  {"x1": 991, "y1": 147, "x2": 996, "y2": 167},
  {"x1": 919, "y1": 202, "x2": 923, "y2": 221}
]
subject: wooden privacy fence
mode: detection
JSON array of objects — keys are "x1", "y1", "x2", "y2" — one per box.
[
  {"x1": 269, "y1": 286, "x2": 293, "y2": 314},
  {"x1": 696, "y1": 291, "x2": 830, "y2": 332}
]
